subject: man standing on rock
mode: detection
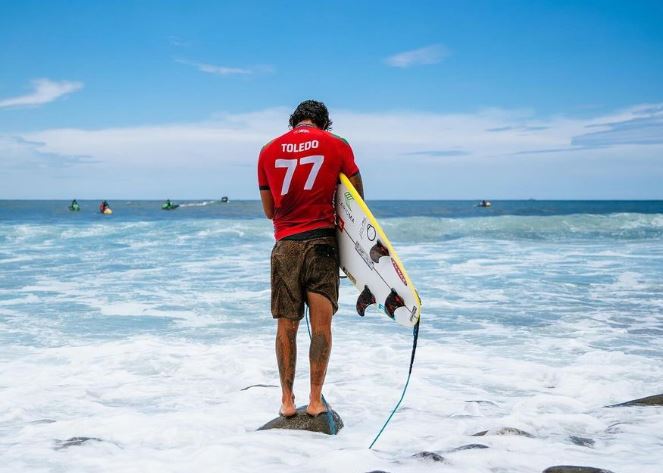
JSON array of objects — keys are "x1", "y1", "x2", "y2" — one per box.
[{"x1": 258, "y1": 100, "x2": 363, "y2": 417}]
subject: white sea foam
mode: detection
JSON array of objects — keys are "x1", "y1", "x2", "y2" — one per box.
[
  {"x1": 1, "y1": 214, "x2": 662, "y2": 472},
  {"x1": 178, "y1": 200, "x2": 219, "y2": 207},
  {"x1": 2, "y1": 331, "x2": 661, "y2": 472}
]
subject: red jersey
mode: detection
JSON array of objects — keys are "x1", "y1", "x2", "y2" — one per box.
[{"x1": 258, "y1": 125, "x2": 360, "y2": 240}]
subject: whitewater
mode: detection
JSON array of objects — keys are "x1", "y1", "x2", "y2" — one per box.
[{"x1": 1, "y1": 200, "x2": 662, "y2": 473}]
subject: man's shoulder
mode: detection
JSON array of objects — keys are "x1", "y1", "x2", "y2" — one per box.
[
  {"x1": 260, "y1": 129, "x2": 293, "y2": 153},
  {"x1": 329, "y1": 132, "x2": 350, "y2": 145},
  {"x1": 260, "y1": 138, "x2": 277, "y2": 154},
  {"x1": 312, "y1": 129, "x2": 351, "y2": 149}
]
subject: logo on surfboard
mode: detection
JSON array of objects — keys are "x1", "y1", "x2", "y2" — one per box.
[
  {"x1": 339, "y1": 199, "x2": 355, "y2": 224},
  {"x1": 354, "y1": 241, "x2": 374, "y2": 270},
  {"x1": 344, "y1": 191, "x2": 354, "y2": 209},
  {"x1": 392, "y1": 260, "x2": 407, "y2": 286}
]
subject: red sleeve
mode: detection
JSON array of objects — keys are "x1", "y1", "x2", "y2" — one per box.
[
  {"x1": 338, "y1": 139, "x2": 359, "y2": 177},
  {"x1": 258, "y1": 147, "x2": 269, "y2": 190}
]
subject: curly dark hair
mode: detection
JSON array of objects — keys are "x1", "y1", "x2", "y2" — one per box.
[{"x1": 288, "y1": 100, "x2": 332, "y2": 130}]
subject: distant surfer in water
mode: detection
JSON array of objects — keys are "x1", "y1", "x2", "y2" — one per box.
[{"x1": 258, "y1": 100, "x2": 364, "y2": 417}]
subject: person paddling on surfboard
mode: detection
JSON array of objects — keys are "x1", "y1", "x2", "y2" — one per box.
[{"x1": 258, "y1": 100, "x2": 364, "y2": 418}]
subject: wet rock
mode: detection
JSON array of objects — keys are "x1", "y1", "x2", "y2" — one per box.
[
  {"x1": 54, "y1": 437, "x2": 103, "y2": 450},
  {"x1": 606, "y1": 393, "x2": 663, "y2": 407},
  {"x1": 465, "y1": 400, "x2": 500, "y2": 407},
  {"x1": 449, "y1": 443, "x2": 489, "y2": 452},
  {"x1": 30, "y1": 419, "x2": 56, "y2": 424},
  {"x1": 569, "y1": 436, "x2": 595, "y2": 447},
  {"x1": 412, "y1": 451, "x2": 445, "y2": 462},
  {"x1": 542, "y1": 466, "x2": 614, "y2": 473},
  {"x1": 605, "y1": 422, "x2": 626, "y2": 434},
  {"x1": 472, "y1": 427, "x2": 534, "y2": 438},
  {"x1": 258, "y1": 406, "x2": 343, "y2": 435},
  {"x1": 240, "y1": 384, "x2": 278, "y2": 391}
]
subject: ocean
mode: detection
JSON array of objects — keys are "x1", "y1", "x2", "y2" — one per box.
[{"x1": 1, "y1": 200, "x2": 662, "y2": 473}]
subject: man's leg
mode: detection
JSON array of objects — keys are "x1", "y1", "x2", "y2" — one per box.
[
  {"x1": 276, "y1": 318, "x2": 299, "y2": 416},
  {"x1": 306, "y1": 291, "x2": 333, "y2": 416}
]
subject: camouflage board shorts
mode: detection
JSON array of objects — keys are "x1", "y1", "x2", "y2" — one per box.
[{"x1": 270, "y1": 236, "x2": 339, "y2": 320}]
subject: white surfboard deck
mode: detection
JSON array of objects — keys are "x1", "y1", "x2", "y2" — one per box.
[{"x1": 336, "y1": 173, "x2": 421, "y2": 327}]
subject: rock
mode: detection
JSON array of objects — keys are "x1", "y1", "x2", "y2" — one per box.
[
  {"x1": 605, "y1": 422, "x2": 625, "y2": 434},
  {"x1": 449, "y1": 443, "x2": 489, "y2": 452},
  {"x1": 465, "y1": 400, "x2": 500, "y2": 407},
  {"x1": 54, "y1": 437, "x2": 103, "y2": 450},
  {"x1": 240, "y1": 384, "x2": 278, "y2": 391},
  {"x1": 472, "y1": 427, "x2": 534, "y2": 438},
  {"x1": 30, "y1": 419, "x2": 56, "y2": 424},
  {"x1": 257, "y1": 406, "x2": 343, "y2": 435},
  {"x1": 606, "y1": 393, "x2": 663, "y2": 407},
  {"x1": 569, "y1": 436, "x2": 595, "y2": 447},
  {"x1": 412, "y1": 451, "x2": 445, "y2": 462},
  {"x1": 542, "y1": 466, "x2": 614, "y2": 473}
]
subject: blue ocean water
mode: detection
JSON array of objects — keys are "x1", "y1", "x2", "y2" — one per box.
[{"x1": 1, "y1": 199, "x2": 662, "y2": 473}]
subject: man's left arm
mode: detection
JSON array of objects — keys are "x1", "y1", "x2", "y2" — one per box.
[
  {"x1": 260, "y1": 189, "x2": 274, "y2": 219},
  {"x1": 258, "y1": 151, "x2": 274, "y2": 219}
]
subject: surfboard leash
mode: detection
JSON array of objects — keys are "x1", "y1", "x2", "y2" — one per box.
[
  {"x1": 304, "y1": 308, "x2": 338, "y2": 435},
  {"x1": 304, "y1": 308, "x2": 420, "y2": 445},
  {"x1": 368, "y1": 318, "x2": 420, "y2": 449}
]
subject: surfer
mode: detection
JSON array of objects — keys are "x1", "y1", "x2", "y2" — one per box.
[
  {"x1": 258, "y1": 100, "x2": 364, "y2": 417},
  {"x1": 162, "y1": 199, "x2": 178, "y2": 210}
]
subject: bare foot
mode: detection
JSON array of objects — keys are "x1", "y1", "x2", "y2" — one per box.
[
  {"x1": 280, "y1": 395, "x2": 296, "y2": 417},
  {"x1": 306, "y1": 400, "x2": 328, "y2": 417}
]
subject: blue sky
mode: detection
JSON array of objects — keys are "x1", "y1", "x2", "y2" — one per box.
[{"x1": 1, "y1": 0, "x2": 662, "y2": 199}]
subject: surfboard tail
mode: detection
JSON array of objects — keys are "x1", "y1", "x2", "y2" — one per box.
[{"x1": 356, "y1": 285, "x2": 376, "y2": 317}]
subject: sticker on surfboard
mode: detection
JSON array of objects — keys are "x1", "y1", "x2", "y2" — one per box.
[{"x1": 336, "y1": 173, "x2": 421, "y2": 327}]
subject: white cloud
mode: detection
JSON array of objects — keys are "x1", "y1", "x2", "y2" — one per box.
[
  {"x1": 168, "y1": 36, "x2": 192, "y2": 47},
  {"x1": 176, "y1": 59, "x2": 273, "y2": 76},
  {"x1": 2, "y1": 104, "x2": 662, "y2": 199},
  {"x1": 385, "y1": 44, "x2": 450, "y2": 68},
  {"x1": 0, "y1": 79, "x2": 83, "y2": 108}
]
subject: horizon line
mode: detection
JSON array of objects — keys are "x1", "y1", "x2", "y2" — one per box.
[{"x1": 2, "y1": 198, "x2": 663, "y2": 202}]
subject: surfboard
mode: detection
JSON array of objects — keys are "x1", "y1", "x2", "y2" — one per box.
[{"x1": 336, "y1": 173, "x2": 421, "y2": 327}]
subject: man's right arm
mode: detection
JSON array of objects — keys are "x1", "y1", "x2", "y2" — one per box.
[{"x1": 335, "y1": 136, "x2": 364, "y2": 199}]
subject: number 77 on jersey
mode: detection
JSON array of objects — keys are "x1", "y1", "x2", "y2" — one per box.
[{"x1": 275, "y1": 155, "x2": 325, "y2": 195}]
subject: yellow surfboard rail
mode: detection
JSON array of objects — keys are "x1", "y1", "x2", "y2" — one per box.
[{"x1": 338, "y1": 173, "x2": 421, "y2": 324}]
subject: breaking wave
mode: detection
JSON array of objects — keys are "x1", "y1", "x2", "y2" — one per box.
[{"x1": 381, "y1": 213, "x2": 663, "y2": 242}]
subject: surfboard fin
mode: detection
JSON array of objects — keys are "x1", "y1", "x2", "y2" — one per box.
[
  {"x1": 356, "y1": 285, "x2": 376, "y2": 317},
  {"x1": 369, "y1": 241, "x2": 390, "y2": 263},
  {"x1": 384, "y1": 289, "x2": 405, "y2": 320}
]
